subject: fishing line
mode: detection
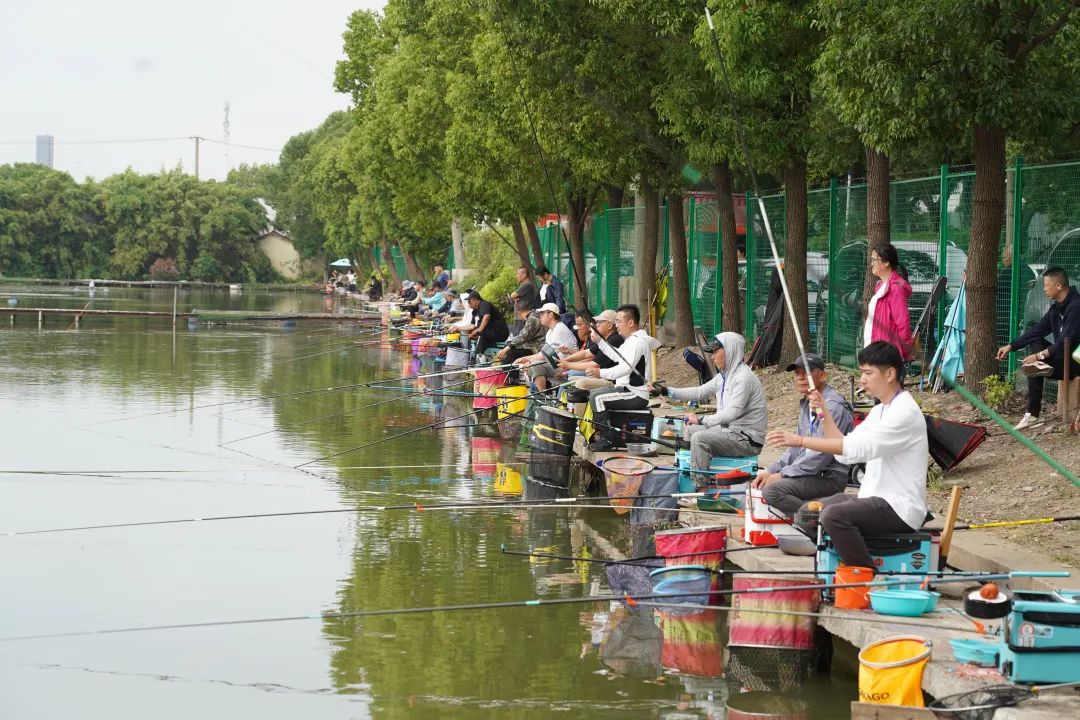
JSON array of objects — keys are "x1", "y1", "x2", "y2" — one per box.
[
  {"x1": 218, "y1": 375, "x2": 479, "y2": 445},
  {"x1": 703, "y1": 9, "x2": 819, "y2": 398}
]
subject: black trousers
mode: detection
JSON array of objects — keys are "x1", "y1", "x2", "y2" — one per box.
[
  {"x1": 812, "y1": 493, "x2": 915, "y2": 570},
  {"x1": 474, "y1": 330, "x2": 507, "y2": 357}
]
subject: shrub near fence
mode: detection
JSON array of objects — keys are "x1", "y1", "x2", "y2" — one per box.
[{"x1": 534, "y1": 158, "x2": 1080, "y2": 378}]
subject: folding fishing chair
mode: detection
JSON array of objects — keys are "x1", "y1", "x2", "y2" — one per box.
[{"x1": 908, "y1": 275, "x2": 948, "y2": 388}]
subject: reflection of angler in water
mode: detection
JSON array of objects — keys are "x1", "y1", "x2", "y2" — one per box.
[
  {"x1": 596, "y1": 606, "x2": 663, "y2": 679},
  {"x1": 522, "y1": 452, "x2": 575, "y2": 587}
]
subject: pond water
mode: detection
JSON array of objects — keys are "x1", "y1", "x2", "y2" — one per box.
[{"x1": 0, "y1": 285, "x2": 855, "y2": 719}]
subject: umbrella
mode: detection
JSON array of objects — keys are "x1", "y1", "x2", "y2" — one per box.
[
  {"x1": 928, "y1": 283, "x2": 966, "y2": 390},
  {"x1": 329, "y1": 258, "x2": 352, "y2": 268},
  {"x1": 924, "y1": 415, "x2": 987, "y2": 472}
]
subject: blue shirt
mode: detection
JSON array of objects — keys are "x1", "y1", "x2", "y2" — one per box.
[{"x1": 768, "y1": 385, "x2": 854, "y2": 479}]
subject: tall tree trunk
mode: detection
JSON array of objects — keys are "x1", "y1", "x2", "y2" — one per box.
[
  {"x1": 404, "y1": 249, "x2": 424, "y2": 282},
  {"x1": 510, "y1": 219, "x2": 535, "y2": 278},
  {"x1": 451, "y1": 218, "x2": 466, "y2": 270},
  {"x1": 966, "y1": 124, "x2": 1006, "y2": 389},
  {"x1": 779, "y1": 155, "x2": 810, "y2": 368},
  {"x1": 524, "y1": 216, "x2": 545, "y2": 269},
  {"x1": 714, "y1": 161, "x2": 742, "y2": 333},
  {"x1": 668, "y1": 192, "x2": 695, "y2": 347},
  {"x1": 380, "y1": 237, "x2": 402, "y2": 291},
  {"x1": 567, "y1": 191, "x2": 589, "y2": 310},
  {"x1": 606, "y1": 184, "x2": 625, "y2": 209},
  {"x1": 863, "y1": 147, "x2": 891, "y2": 313},
  {"x1": 637, "y1": 179, "x2": 660, "y2": 315}
]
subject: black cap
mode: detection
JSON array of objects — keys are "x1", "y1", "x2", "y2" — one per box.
[
  {"x1": 785, "y1": 353, "x2": 826, "y2": 372},
  {"x1": 700, "y1": 334, "x2": 724, "y2": 353}
]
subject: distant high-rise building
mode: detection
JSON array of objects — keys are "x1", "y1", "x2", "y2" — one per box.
[{"x1": 36, "y1": 135, "x2": 55, "y2": 167}]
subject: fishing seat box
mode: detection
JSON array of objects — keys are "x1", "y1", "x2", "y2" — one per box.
[
  {"x1": 605, "y1": 409, "x2": 654, "y2": 449},
  {"x1": 998, "y1": 590, "x2": 1080, "y2": 684},
  {"x1": 674, "y1": 449, "x2": 757, "y2": 499},
  {"x1": 816, "y1": 530, "x2": 940, "y2": 597},
  {"x1": 558, "y1": 386, "x2": 591, "y2": 417}
]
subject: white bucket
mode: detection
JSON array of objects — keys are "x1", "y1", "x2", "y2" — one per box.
[
  {"x1": 742, "y1": 487, "x2": 807, "y2": 546},
  {"x1": 445, "y1": 346, "x2": 469, "y2": 368}
]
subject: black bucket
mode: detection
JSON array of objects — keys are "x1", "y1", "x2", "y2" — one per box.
[{"x1": 531, "y1": 405, "x2": 578, "y2": 456}]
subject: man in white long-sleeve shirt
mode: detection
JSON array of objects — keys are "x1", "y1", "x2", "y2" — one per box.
[
  {"x1": 655, "y1": 332, "x2": 766, "y2": 471},
  {"x1": 585, "y1": 304, "x2": 660, "y2": 451},
  {"x1": 767, "y1": 341, "x2": 929, "y2": 571}
]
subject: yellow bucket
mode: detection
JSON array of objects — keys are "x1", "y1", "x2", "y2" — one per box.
[
  {"x1": 858, "y1": 635, "x2": 932, "y2": 707},
  {"x1": 494, "y1": 463, "x2": 523, "y2": 495},
  {"x1": 496, "y1": 385, "x2": 529, "y2": 420},
  {"x1": 445, "y1": 333, "x2": 460, "y2": 343}
]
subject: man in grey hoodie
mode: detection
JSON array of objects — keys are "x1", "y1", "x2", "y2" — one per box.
[{"x1": 655, "y1": 332, "x2": 766, "y2": 471}]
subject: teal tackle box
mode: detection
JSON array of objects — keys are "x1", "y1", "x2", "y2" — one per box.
[{"x1": 998, "y1": 589, "x2": 1080, "y2": 684}]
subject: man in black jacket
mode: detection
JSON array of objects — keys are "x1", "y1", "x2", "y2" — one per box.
[{"x1": 997, "y1": 267, "x2": 1080, "y2": 430}]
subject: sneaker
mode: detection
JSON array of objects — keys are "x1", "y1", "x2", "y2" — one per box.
[{"x1": 1014, "y1": 413, "x2": 1044, "y2": 431}]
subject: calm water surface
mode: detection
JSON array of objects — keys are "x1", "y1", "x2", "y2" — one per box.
[{"x1": 0, "y1": 285, "x2": 854, "y2": 718}]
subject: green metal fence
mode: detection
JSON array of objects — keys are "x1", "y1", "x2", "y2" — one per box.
[{"x1": 532, "y1": 158, "x2": 1080, "y2": 377}]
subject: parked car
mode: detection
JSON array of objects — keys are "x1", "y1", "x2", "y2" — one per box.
[{"x1": 1020, "y1": 227, "x2": 1080, "y2": 339}]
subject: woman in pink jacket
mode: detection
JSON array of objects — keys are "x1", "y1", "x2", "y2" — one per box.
[{"x1": 864, "y1": 243, "x2": 914, "y2": 360}]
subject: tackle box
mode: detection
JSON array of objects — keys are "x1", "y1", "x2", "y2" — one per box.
[
  {"x1": 674, "y1": 449, "x2": 757, "y2": 498},
  {"x1": 998, "y1": 590, "x2": 1080, "y2": 684},
  {"x1": 816, "y1": 530, "x2": 940, "y2": 596}
]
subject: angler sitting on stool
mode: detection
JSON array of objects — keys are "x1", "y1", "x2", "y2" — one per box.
[
  {"x1": 752, "y1": 353, "x2": 853, "y2": 517},
  {"x1": 652, "y1": 332, "x2": 766, "y2": 472},
  {"x1": 768, "y1": 341, "x2": 928, "y2": 573},
  {"x1": 585, "y1": 304, "x2": 660, "y2": 452}
]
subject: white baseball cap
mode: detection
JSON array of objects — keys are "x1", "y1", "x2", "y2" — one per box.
[{"x1": 538, "y1": 302, "x2": 561, "y2": 315}]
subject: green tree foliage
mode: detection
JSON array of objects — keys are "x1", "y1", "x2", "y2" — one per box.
[
  {"x1": 0, "y1": 163, "x2": 273, "y2": 282},
  {"x1": 0, "y1": 163, "x2": 109, "y2": 277}
]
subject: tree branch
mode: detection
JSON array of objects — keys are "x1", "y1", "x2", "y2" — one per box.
[{"x1": 1016, "y1": 1, "x2": 1080, "y2": 61}]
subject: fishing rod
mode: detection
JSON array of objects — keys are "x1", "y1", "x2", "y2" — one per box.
[
  {"x1": 500, "y1": 546, "x2": 782, "y2": 566},
  {"x1": 218, "y1": 374, "x2": 479, "y2": 446},
  {"x1": 2, "y1": 488, "x2": 731, "y2": 538},
  {"x1": 289, "y1": 323, "x2": 393, "y2": 351},
  {"x1": 15, "y1": 571, "x2": 1054, "y2": 644},
  {"x1": 366, "y1": 362, "x2": 519, "y2": 387},
  {"x1": 703, "y1": 8, "x2": 820, "y2": 401},
  {"x1": 285, "y1": 330, "x2": 444, "y2": 363},
  {"x1": 295, "y1": 369, "x2": 557, "y2": 467}
]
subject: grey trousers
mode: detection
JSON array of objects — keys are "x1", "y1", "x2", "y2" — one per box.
[
  {"x1": 685, "y1": 424, "x2": 761, "y2": 471},
  {"x1": 813, "y1": 493, "x2": 915, "y2": 570},
  {"x1": 763, "y1": 473, "x2": 849, "y2": 517}
]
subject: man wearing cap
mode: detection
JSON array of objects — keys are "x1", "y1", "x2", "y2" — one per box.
[
  {"x1": 512, "y1": 303, "x2": 578, "y2": 391},
  {"x1": 654, "y1": 332, "x2": 766, "y2": 471},
  {"x1": 752, "y1": 354, "x2": 854, "y2": 517},
  {"x1": 557, "y1": 309, "x2": 623, "y2": 390},
  {"x1": 467, "y1": 293, "x2": 509, "y2": 357}
]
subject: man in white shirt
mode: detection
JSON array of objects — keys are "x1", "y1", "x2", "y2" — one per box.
[
  {"x1": 513, "y1": 302, "x2": 578, "y2": 391},
  {"x1": 766, "y1": 341, "x2": 929, "y2": 571},
  {"x1": 585, "y1": 304, "x2": 661, "y2": 451}
]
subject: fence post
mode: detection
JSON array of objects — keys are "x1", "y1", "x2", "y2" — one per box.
[
  {"x1": 937, "y1": 164, "x2": 949, "y2": 341},
  {"x1": 744, "y1": 191, "x2": 756, "y2": 338},
  {"x1": 827, "y1": 178, "x2": 839, "y2": 362},
  {"x1": 687, "y1": 196, "x2": 698, "y2": 327},
  {"x1": 1008, "y1": 155, "x2": 1025, "y2": 378}
]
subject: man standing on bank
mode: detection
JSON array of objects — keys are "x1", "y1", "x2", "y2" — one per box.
[{"x1": 752, "y1": 353, "x2": 854, "y2": 517}]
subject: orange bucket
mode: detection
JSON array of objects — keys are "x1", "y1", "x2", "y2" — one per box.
[{"x1": 834, "y1": 565, "x2": 875, "y2": 610}]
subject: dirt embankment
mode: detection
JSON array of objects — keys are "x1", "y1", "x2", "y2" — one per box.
[{"x1": 654, "y1": 346, "x2": 1080, "y2": 565}]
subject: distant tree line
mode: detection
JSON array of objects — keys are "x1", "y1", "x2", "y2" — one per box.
[{"x1": 0, "y1": 164, "x2": 276, "y2": 283}]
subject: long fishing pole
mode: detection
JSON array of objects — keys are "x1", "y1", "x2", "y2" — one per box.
[
  {"x1": 219, "y1": 374, "x2": 479, "y2": 445},
  {"x1": 285, "y1": 328, "x2": 446, "y2": 363},
  {"x1": 703, "y1": 8, "x2": 819, "y2": 400},
  {"x1": 2, "y1": 489, "x2": 733, "y2": 538},
  {"x1": 14, "y1": 571, "x2": 1053, "y2": 644},
  {"x1": 296, "y1": 367, "x2": 556, "y2": 467}
]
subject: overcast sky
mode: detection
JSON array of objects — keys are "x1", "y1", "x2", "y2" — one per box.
[{"x1": 0, "y1": 0, "x2": 384, "y2": 181}]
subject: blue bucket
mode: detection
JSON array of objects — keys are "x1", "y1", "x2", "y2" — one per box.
[{"x1": 648, "y1": 565, "x2": 712, "y2": 606}]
